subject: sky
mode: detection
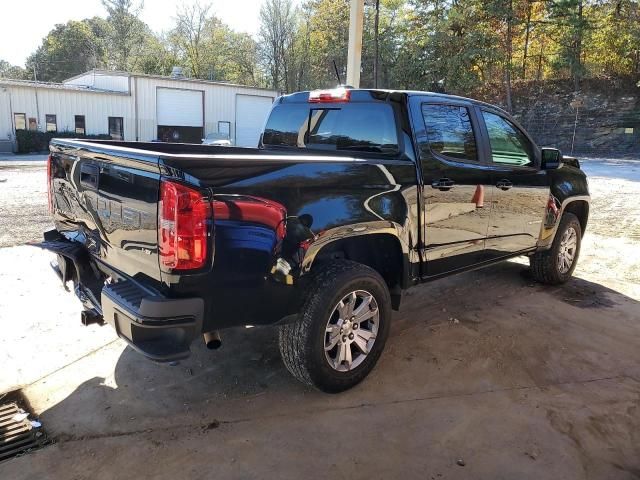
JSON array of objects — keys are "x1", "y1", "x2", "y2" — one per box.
[{"x1": 0, "y1": 0, "x2": 266, "y2": 67}]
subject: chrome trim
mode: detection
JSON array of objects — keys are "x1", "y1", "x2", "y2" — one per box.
[
  {"x1": 299, "y1": 220, "x2": 414, "y2": 275},
  {"x1": 537, "y1": 195, "x2": 590, "y2": 250}
]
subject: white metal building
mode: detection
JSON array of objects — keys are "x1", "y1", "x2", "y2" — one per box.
[{"x1": 0, "y1": 70, "x2": 278, "y2": 152}]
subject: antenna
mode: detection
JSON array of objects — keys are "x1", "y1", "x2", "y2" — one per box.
[{"x1": 333, "y1": 60, "x2": 342, "y2": 86}]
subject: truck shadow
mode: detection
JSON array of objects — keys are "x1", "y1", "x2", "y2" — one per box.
[{"x1": 35, "y1": 260, "x2": 640, "y2": 440}]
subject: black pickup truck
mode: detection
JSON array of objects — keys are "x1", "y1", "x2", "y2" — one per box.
[{"x1": 39, "y1": 87, "x2": 590, "y2": 392}]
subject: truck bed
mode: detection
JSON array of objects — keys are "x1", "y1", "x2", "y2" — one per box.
[{"x1": 44, "y1": 138, "x2": 418, "y2": 359}]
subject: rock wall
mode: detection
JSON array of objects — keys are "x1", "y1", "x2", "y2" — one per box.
[{"x1": 478, "y1": 79, "x2": 640, "y2": 157}]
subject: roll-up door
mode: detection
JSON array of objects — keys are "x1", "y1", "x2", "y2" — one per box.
[
  {"x1": 156, "y1": 88, "x2": 204, "y2": 143},
  {"x1": 235, "y1": 95, "x2": 274, "y2": 147}
]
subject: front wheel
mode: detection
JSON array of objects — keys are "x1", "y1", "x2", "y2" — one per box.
[
  {"x1": 530, "y1": 212, "x2": 582, "y2": 285},
  {"x1": 279, "y1": 261, "x2": 392, "y2": 393}
]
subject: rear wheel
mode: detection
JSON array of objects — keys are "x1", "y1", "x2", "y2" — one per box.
[
  {"x1": 530, "y1": 212, "x2": 582, "y2": 285},
  {"x1": 279, "y1": 261, "x2": 391, "y2": 393}
]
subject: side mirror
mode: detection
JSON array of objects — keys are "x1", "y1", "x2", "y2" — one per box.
[{"x1": 541, "y1": 147, "x2": 562, "y2": 170}]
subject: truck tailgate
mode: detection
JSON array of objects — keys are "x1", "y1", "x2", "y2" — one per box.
[{"x1": 49, "y1": 141, "x2": 163, "y2": 283}]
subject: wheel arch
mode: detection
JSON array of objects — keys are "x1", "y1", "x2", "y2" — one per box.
[
  {"x1": 538, "y1": 195, "x2": 590, "y2": 250},
  {"x1": 563, "y1": 199, "x2": 589, "y2": 234},
  {"x1": 300, "y1": 227, "x2": 410, "y2": 310}
]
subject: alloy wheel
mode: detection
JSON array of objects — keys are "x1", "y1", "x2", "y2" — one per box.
[
  {"x1": 324, "y1": 290, "x2": 379, "y2": 372},
  {"x1": 558, "y1": 226, "x2": 578, "y2": 274}
]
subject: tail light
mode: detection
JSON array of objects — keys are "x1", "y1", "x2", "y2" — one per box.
[
  {"x1": 159, "y1": 180, "x2": 211, "y2": 271},
  {"x1": 47, "y1": 155, "x2": 53, "y2": 213},
  {"x1": 308, "y1": 87, "x2": 351, "y2": 103}
]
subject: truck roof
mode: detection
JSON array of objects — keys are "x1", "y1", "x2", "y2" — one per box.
[{"x1": 278, "y1": 87, "x2": 507, "y2": 115}]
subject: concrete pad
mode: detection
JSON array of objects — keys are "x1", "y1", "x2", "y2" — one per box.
[
  {"x1": 0, "y1": 247, "x2": 118, "y2": 393},
  {"x1": 1, "y1": 158, "x2": 640, "y2": 478}
]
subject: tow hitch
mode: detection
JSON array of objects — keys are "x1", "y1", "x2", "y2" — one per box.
[{"x1": 81, "y1": 309, "x2": 104, "y2": 326}]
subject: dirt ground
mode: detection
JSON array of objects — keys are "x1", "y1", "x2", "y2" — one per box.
[{"x1": 0, "y1": 157, "x2": 639, "y2": 479}]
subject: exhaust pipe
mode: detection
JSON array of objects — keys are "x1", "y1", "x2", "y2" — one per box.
[{"x1": 203, "y1": 330, "x2": 222, "y2": 350}]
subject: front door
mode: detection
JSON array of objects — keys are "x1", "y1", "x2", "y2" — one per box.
[
  {"x1": 478, "y1": 109, "x2": 549, "y2": 258},
  {"x1": 416, "y1": 101, "x2": 493, "y2": 277}
]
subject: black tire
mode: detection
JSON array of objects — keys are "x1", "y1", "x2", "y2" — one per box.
[
  {"x1": 279, "y1": 260, "x2": 392, "y2": 393},
  {"x1": 530, "y1": 212, "x2": 582, "y2": 285}
]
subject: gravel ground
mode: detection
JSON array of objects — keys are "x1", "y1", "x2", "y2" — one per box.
[
  {"x1": 0, "y1": 157, "x2": 639, "y2": 479},
  {"x1": 0, "y1": 161, "x2": 51, "y2": 248}
]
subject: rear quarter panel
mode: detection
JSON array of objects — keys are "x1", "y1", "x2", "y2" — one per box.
[{"x1": 160, "y1": 154, "x2": 421, "y2": 330}]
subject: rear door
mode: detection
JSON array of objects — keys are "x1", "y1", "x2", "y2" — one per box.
[
  {"x1": 477, "y1": 108, "x2": 549, "y2": 258},
  {"x1": 413, "y1": 99, "x2": 493, "y2": 277}
]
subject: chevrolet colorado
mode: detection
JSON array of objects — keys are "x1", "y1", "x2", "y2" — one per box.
[{"x1": 37, "y1": 87, "x2": 590, "y2": 392}]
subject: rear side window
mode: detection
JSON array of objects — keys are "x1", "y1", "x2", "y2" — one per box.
[
  {"x1": 262, "y1": 103, "x2": 398, "y2": 154},
  {"x1": 481, "y1": 111, "x2": 534, "y2": 166},
  {"x1": 422, "y1": 104, "x2": 477, "y2": 161}
]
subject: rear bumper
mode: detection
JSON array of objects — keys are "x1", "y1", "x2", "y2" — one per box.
[
  {"x1": 101, "y1": 280, "x2": 203, "y2": 362},
  {"x1": 34, "y1": 232, "x2": 204, "y2": 362}
]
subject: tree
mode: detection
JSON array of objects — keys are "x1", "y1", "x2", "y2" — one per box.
[
  {"x1": 548, "y1": 0, "x2": 589, "y2": 91},
  {"x1": 25, "y1": 18, "x2": 109, "y2": 82},
  {"x1": 306, "y1": 0, "x2": 351, "y2": 88},
  {"x1": 101, "y1": 0, "x2": 146, "y2": 70},
  {"x1": 135, "y1": 33, "x2": 180, "y2": 76},
  {"x1": 360, "y1": 0, "x2": 411, "y2": 88},
  {"x1": 0, "y1": 60, "x2": 29, "y2": 80},
  {"x1": 258, "y1": 0, "x2": 298, "y2": 92},
  {"x1": 167, "y1": 2, "x2": 260, "y2": 85},
  {"x1": 585, "y1": 0, "x2": 640, "y2": 77},
  {"x1": 170, "y1": 2, "x2": 213, "y2": 78}
]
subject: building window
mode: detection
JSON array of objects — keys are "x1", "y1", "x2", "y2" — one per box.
[
  {"x1": 14, "y1": 113, "x2": 26, "y2": 130},
  {"x1": 108, "y1": 117, "x2": 124, "y2": 140},
  {"x1": 75, "y1": 115, "x2": 86, "y2": 135},
  {"x1": 28, "y1": 118, "x2": 37, "y2": 131},
  {"x1": 45, "y1": 114, "x2": 57, "y2": 132}
]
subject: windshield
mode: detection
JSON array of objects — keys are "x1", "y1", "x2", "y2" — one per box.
[{"x1": 262, "y1": 102, "x2": 399, "y2": 154}]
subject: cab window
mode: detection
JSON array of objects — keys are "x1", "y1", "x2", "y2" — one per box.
[
  {"x1": 482, "y1": 111, "x2": 534, "y2": 167},
  {"x1": 262, "y1": 103, "x2": 399, "y2": 154},
  {"x1": 421, "y1": 104, "x2": 478, "y2": 162}
]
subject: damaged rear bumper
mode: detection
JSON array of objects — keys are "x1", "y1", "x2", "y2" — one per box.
[{"x1": 33, "y1": 231, "x2": 204, "y2": 362}]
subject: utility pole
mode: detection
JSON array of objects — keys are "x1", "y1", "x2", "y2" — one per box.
[
  {"x1": 374, "y1": 0, "x2": 380, "y2": 88},
  {"x1": 346, "y1": 0, "x2": 364, "y2": 87}
]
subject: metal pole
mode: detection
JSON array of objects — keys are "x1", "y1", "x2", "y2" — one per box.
[
  {"x1": 571, "y1": 105, "x2": 579, "y2": 155},
  {"x1": 374, "y1": 0, "x2": 379, "y2": 88},
  {"x1": 32, "y1": 64, "x2": 40, "y2": 131},
  {"x1": 346, "y1": 0, "x2": 364, "y2": 87}
]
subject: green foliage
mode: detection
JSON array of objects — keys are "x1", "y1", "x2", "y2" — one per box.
[
  {"x1": 166, "y1": 3, "x2": 261, "y2": 85},
  {"x1": 15, "y1": 130, "x2": 111, "y2": 153},
  {"x1": 25, "y1": 18, "x2": 110, "y2": 82},
  {"x1": 14, "y1": 0, "x2": 640, "y2": 101},
  {"x1": 101, "y1": 0, "x2": 146, "y2": 70},
  {"x1": 0, "y1": 60, "x2": 29, "y2": 80}
]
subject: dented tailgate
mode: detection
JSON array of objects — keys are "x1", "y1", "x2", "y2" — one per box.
[{"x1": 49, "y1": 140, "x2": 163, "y2": 283}]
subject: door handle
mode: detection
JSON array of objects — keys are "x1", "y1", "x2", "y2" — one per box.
[
  {"x1": 431, "y1": 178, "x2": 455, "y2": 191},
  {"x1": 496, "y1": 179, "x2": 512, "y2": 191}
]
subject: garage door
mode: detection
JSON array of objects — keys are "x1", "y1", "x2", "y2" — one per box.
[
  {"x1": 236, "y1": 95, "x2": 274, "y2": 147},
  {"x1": 157, "y1": 88, "x2": 204, "y2": 127}
]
